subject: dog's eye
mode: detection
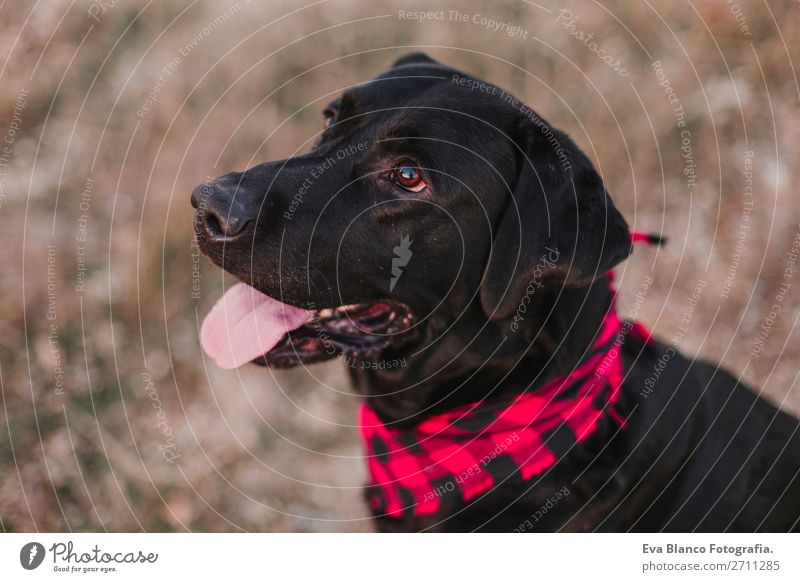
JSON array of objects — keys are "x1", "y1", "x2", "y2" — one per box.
[
  {"x1": 323, "y1": 111, "x2": 336, "y2": 129},
  {"x1": 391, "y1": 163, "x2": 427, "y2": 193}
]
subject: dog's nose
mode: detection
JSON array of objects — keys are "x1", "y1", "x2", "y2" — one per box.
[{"x1": 192, "y1": 181, "x2": 251, "y2": 241}]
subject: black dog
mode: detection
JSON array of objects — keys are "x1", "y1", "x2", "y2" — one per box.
[{"x1": 192, "y1": 53, "x2": 800, "y2": 532}]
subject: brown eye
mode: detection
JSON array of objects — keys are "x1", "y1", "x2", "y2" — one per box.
[
  {"x1": 392, "y1": 163, "x2": 426, "y2": 192},
  {"x1": 323, "y1": 111, "x2": 335, "y2": 128}
]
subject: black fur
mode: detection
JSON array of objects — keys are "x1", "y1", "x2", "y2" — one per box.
[{"x1": 192, "y1": 54, "x2": 800, "y2": 532}]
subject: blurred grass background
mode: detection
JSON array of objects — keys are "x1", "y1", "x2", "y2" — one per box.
[{"x1": 0, "y1": 0, "x2": 798, "y2": 532}]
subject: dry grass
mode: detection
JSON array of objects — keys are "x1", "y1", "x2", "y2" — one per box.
[{"x1": 0, "y1": 0, "x2": 798, "y2": 532}]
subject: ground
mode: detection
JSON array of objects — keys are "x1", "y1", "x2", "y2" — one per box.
[{"x1": 0, "y1": 0, "x2": 798, "y2": 532}]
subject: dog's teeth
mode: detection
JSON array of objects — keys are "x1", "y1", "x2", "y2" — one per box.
[{"x1": 319, "y1": 308, "x2": 335, "y2": 318}]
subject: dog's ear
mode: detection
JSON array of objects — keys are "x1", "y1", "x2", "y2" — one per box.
[
  {"x1": 479, "y1": 116, "x2": 632, "y2": 320},
  {"x1": 392, "y1": 52, "x2": 438, "y2": 68}
]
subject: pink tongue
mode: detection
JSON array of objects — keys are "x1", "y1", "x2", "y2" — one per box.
[{"x1": 200, "y1": 282, "x2": 314, "y2": 369}]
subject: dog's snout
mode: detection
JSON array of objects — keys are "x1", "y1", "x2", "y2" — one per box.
[{"x1": 192, "y1": 181, "x2": 252, "y2": 241}]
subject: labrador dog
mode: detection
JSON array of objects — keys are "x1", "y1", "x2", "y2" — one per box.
[{"x1": 191, "y1": 53, "x2": 800, "y2": 532}]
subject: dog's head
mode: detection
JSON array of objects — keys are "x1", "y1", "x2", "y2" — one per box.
[{"x1": 192, "y1": 53, "x2": 631, "y2": 370}]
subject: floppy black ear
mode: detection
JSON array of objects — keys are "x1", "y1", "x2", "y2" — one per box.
[
  {"x1": 479, "y1": 116, "x2": 632, "y2": 320},
  {"x1": 392, "y1": 52, "x2": 438, "y2": 68}
]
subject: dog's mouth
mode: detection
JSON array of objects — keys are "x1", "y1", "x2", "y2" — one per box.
[{"x1": 200, "y1": 282, "x2": 414, "y2": 369}]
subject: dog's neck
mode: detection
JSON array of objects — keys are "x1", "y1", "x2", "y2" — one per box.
[{"x1": 352, "y1": 277, "x2": 613, "y2": 426}]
